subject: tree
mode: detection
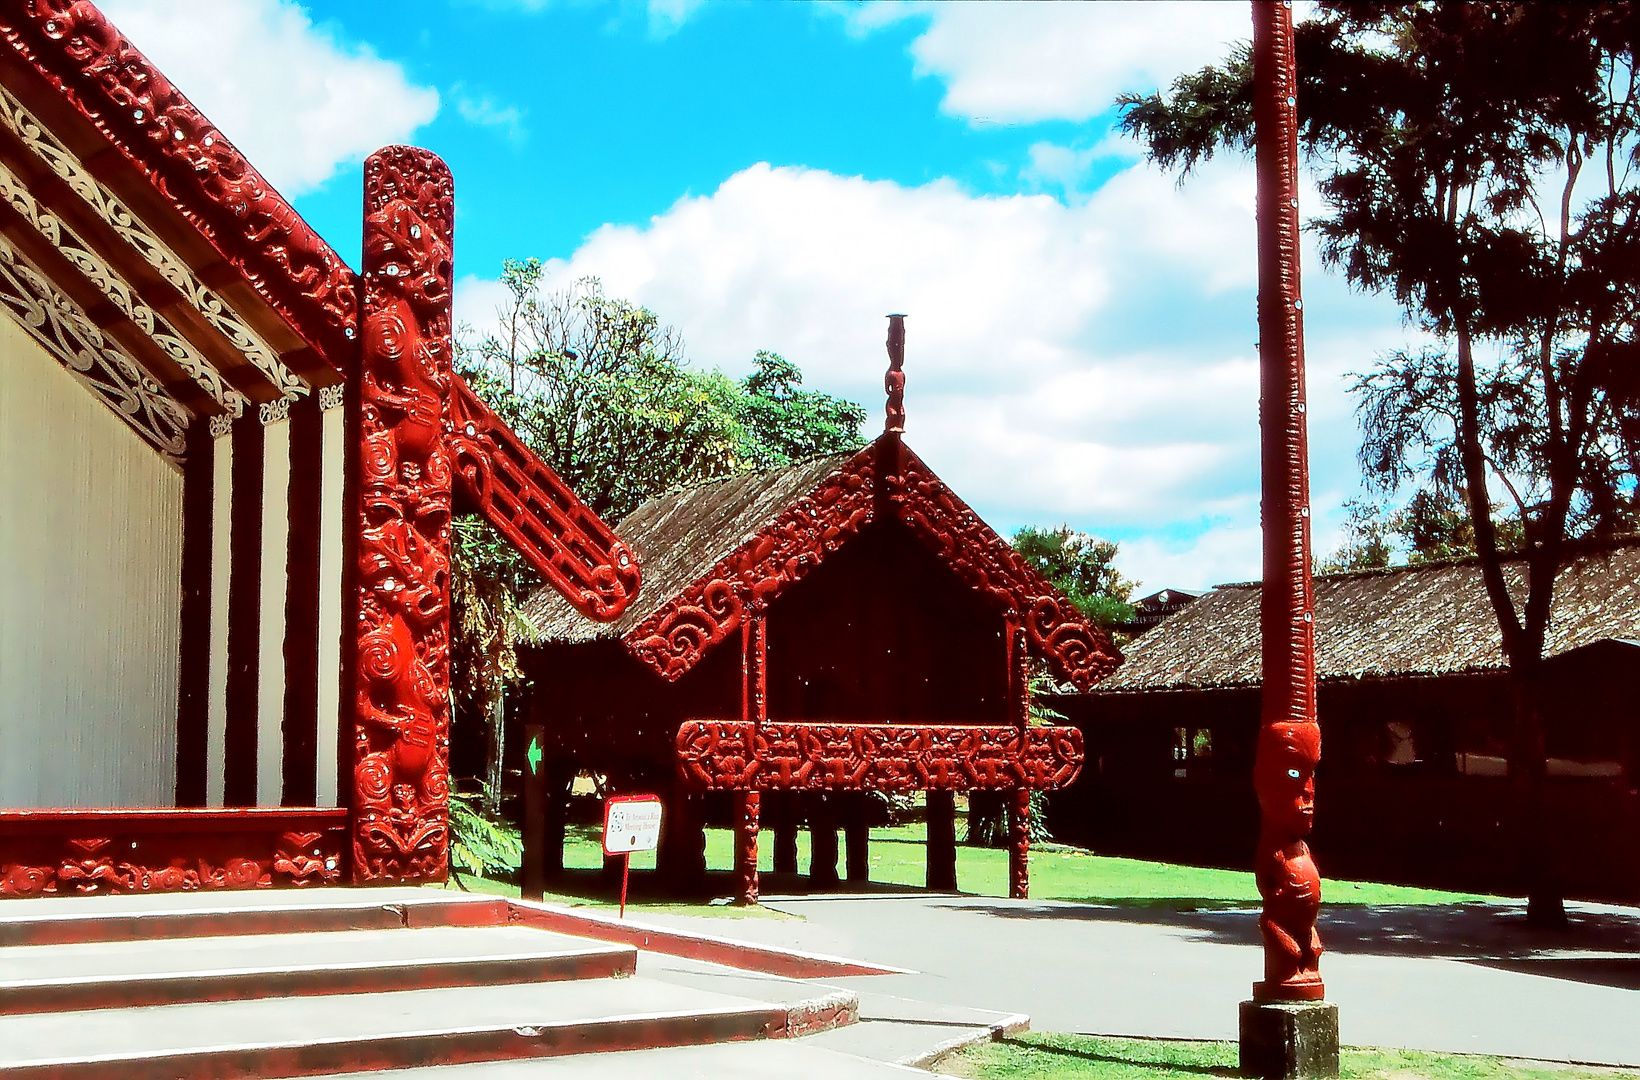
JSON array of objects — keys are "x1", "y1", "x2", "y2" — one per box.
[
  {"x1": 1322, "y1": 491, "x2": 1526, "y2": 571},
  {"x1": 1119, "y1": 3, "x2": 1640, "y2": 924},
  {"x1": 447, "y1": 264, "x2": 867, "y2": 806},
  {"x1": 1011, "y1": 525, "x2": 1137, "y2": 628}
]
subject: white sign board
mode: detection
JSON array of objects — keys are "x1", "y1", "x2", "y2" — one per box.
[{"x1": 603, "y1": 796, "x2": 663, "y2": 855}]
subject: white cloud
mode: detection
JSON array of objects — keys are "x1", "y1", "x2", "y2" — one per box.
[
  {"x1": 456, "y1": 157, "x2": 1409, "y2": 593},
  {"x1": 646, "y1": 0, "x2": 708, "y2": 38},
  {"x1": 847, "y1": 1, "x2": 1250, "y2": 125},
  {"x1": 100, "y1": 0, "x2": 440, "y2": 196},
  {"x1": 454, "y1": 89, "x2": 528, "y2": 147}
]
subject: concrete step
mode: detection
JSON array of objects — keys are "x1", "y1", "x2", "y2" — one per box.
[
  {"x1": 0, "y1": 925, "x2": 636, "y2": 1013},
  {"x1": 0, "y1": 976, "x2": 856, "y2": 1080},
  {"x1": 295, "y1": 1039, "x2": 935, "y2": 1077},
  {"x1": 0, "y1": 887, "x2": 506, "y2": 946}
]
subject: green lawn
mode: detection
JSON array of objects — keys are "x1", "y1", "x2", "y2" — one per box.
[
  {"x1": 936, "y1": 1033, "x2": 1636, "y2": 1080},
  {"x1": 442, "y1": 816, "x2": 1485, "y2": 913}
]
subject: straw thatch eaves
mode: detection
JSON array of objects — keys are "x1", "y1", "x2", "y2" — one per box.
[
  {"x1": 522, "y1": 453, "x2": 853, "y2": 644},
  {"x1": 1098, "y1": 543, "x2": 1640, "y2": 694}
]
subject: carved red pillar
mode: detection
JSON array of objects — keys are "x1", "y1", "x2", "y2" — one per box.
[
  {"x1": 1006, "y1": 617, "x2": 1031, "y2": 899},
  {"x1": 349, "y1": 147, "x2": 457, "y2": 884},
  {"x1": 1008, "y1": 787, "x2": 1031, "y2": 900},
  {"x1": 1251, "y1": 1, "x2": 1324, "y2": 1002},
  {"x1": 734, "y1": 791, "x2": 760, "y2": 905},
  {"x1": 733, "y1": 612, "x2": 767, "y2": 905}
]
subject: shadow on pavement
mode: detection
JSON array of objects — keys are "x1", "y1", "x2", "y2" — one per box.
[{"x1": 937, "y1": 899, "x2": 1640, "y2": 989}]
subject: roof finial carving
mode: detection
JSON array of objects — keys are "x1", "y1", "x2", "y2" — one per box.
[{"x1": 885, "y1": 313, "x2": 906, "y2": 434}]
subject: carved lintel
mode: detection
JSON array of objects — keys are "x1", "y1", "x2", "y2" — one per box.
[{"x1": 675, "y1": 721, "x2": 1083, "y2": 794}]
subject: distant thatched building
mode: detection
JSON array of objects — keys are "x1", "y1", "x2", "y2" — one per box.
[{"x1": 1049, "y1": 544, "x2": 1640, "y2": 902}]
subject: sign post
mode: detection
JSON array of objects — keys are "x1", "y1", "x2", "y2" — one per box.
[
  {"x1": 602, "y1": 795, "x2": 663, "y2": 918},
  {"x1": 521, "y1": 726, "x2": 545, "y2": 902}
]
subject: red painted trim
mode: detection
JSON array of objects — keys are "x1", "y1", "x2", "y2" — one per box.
[
  {"x1": 350, "y1": 146, "x2": 455, "y2": 884},
  {"x1": 0, "y1": 3, "x2": 358, "y2": 367},
  {"x1": 174, "y1": 417, "x2": 214, "y2": 806},
  {"x1": 224, "y1": 414, "x2": 263, "y2": 806},
  {"x1": 675, "y1": 721, "x2": 1084, "y2": 792},
  {"x1": 0, "y1": 808, "x2": 347, "y2": 897},
  {"x1": 448, "y1": 375, "x2": 639, "y2": 622},
  {"x1": 625, "y1": 436, "x2": 1121, "y2": 690},
  {"x1": 507, "y1": 900, "x2": 904, "y2": 978}
]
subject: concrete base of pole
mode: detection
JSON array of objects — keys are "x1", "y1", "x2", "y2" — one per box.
[{"x1": 1238, "y1": 1000, "x2": 1339, "y2": 1079}]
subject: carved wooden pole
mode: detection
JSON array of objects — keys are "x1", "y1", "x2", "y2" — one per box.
[
  {"x1": 733, "y1": 611, "x2": 767, "y2": 905},
  {"x1": 1006, "y1": 618, "x2": 1031, "y2": 899},
  {"x1": 1251, "y1": 1, "x2": 1324, "y2": 1003},
  {"x1": 350, "y1": 147, "x2": 456, "y2": 884}
]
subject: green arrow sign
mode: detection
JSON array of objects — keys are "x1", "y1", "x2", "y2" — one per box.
[{"x1": 526, "y1": 736, "x2": 543, "y2": 776}]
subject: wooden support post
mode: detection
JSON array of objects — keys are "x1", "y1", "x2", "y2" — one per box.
[
  {"x1": 926, "y1": 790, "x2": 957, "y2": 891},
  {"x1": 845, "y1": 799, "x2": 870, "y2": 884},
  {"x1": 1008, "y1": 787, "x2": 1031, "y2": 900},
  {"x1": 543, "y1": 760, "x2": 571, "y2": 878},
  {"x1": 661, "y1": 790, "x2": 707, "y2": 890},
  {"x1": 810, "y1": 794, "x2": 840, "y2": 890},
  {"x1": 773, "y1": 793, "x2": 799, "y2": 875},
  {"x1": 734, "y1": 790, "x2": 761, "y2": 905},
  {"x1": 521, "y1": 724, "x2": 545, "y2": 902}
]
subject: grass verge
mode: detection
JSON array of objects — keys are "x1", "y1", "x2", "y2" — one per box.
[{"x1": 935, "y1": 1033, "x2": 1638, "y2": 1080}]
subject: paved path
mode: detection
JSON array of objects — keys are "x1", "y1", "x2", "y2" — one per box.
[{"x1": 634, "y1": 893, "x2": 1640, "y2": 1068}]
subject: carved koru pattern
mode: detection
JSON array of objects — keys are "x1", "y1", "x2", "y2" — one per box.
[
  {"x1": 4, "y1": 3, "x2": 358, "y2": 359},
  {"x1": 351, "y1": 146, "x2": 455, "y2": 884},
  {"x1": 0, "y1": 819, "x2": 345, "y2": 896},
  {"x1": 675, "y1": 721, "x2": 1083, "y2": 793},
  {"x1": 629, "y1": 448, "x2": 877, "y2": 680},
  {"x1": 448, "y1": 376, "x2": 640, "y2": 620},
  {"x1": 889, "y1": 447, "x2": 1121, "y2": 691},
  {"x1": 0, "y1": 229, "x2": 188, "y2": 459},
  {"x1": 0, "y1": 82, "x2": 302, "y2": 395}
]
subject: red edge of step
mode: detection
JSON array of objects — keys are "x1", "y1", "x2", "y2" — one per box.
[
  {"x1": 506, "y1": 900, "x2": 908, "y2": 979},
  {"x1": 4, "y1": 994, "x2": 860, "y2": 1080}
]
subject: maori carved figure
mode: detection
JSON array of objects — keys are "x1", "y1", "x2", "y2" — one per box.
[
  {"x1": 0, "y1": 820, "x2": 345, "y2": 896},
  {"x1": 7, "y1": 2, "x2": 358, "y2": 357},
  {"x1": 1252, "y1": 1, "x2": 1323, "y2": 1002},
  {"x1": 733, "y1": 791, "x2": 760, "y2": 905},
  {"x1": 630, "y1": 453, "x2": 877, "y2": 680},
  {"x1": 448, "y1": 376, "x2": 640, "y2": 620},
  {"x1": 676, "y1": 721, "x2": 1083, "y2": 794},
  {"x1": 884, "y1": 314, "x2": 906, "y2": 434},
  {"x1": 352, "y1": 147, "x2": 456, "y2": 883},
  {"x1": 891, "y1": 448, "x2": 1121, "y2": 692},
  {"x1": 1253, "y1": 723, "x2": 1324, "y2": 999},
  {"x1": 1008, "y1": 788, "x2": 1031, "y2": 900}
]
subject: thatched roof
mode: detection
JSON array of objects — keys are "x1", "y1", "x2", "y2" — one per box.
[
  {"x1": 521, "y1": 454, "x2": 852, "y2": 644},
  {"x1": 1098, "y1": 544, "x2": 1640, "y2": 693}
]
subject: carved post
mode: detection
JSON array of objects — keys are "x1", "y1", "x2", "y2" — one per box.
[
  {"x1": 772, "y1": 793, "x2": 800, "y2": 875},
  {"x1": 844, "y1": 796, "x2": 870, "y2": 883},
  {"x1": 1006, "y1": 618, "x2": 1031, "y2": 899},
  {"x1": 1008, "y1": 788, "x2": 1031, "y2": 900},
  {"x1": 521, "y1": 725, "x2": 545, "y2": 902},
  {"x1": 735, "y1": 611, "x2": 767, "y2": 903},
  {"x1": 1251, "y1": 0, "x2": 1325, "y2": 1005},
  {"x1": 350, "y1": 147, "x2": 456, "y2": 884},
  {"x1": 810, "y1": 794, "x2": 840, "y2": 889},
  {"x1": 925, "y1": 790, "x2": 957, "y2": 891},
  {"x1": 733, "y1": 790, "x2": 760, "y2": 905}
]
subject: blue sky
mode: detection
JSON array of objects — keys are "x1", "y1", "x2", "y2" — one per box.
[{"x1": 105, "y1": 0, "x2": 1413, "y2": 592}]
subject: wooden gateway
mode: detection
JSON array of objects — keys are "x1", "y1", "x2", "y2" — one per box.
[
  {"x1": 522, "y1": 318, "x2": 1123, "y2": 903},
  {"x1": 0, "y1": 1, "x2": 633, "y2": 895}
]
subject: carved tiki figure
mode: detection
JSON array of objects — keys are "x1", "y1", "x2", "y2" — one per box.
[{"x1": 1252, "y1": 720, "x2": 1324, "y2": 1000}]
